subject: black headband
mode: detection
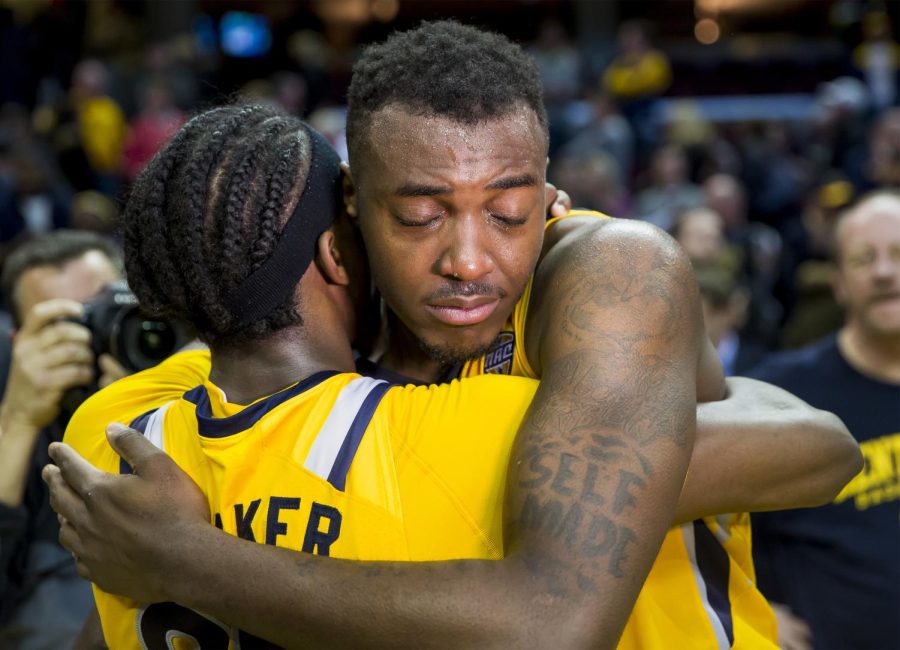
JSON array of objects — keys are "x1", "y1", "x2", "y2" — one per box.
[{"x1": 224, "y1": 124, "x2": 343, "y2": 331}]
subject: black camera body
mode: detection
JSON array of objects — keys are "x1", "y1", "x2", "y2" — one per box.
[
  {"x1": 75, "y1": 280, "x2": 192, "y2": 373},
  {"x1": 58, "y1": 282, "x2": 192, "y2": 422}
]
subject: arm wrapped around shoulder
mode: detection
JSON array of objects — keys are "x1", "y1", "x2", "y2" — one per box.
[{"x1": 678, "y1": 377, "x2": 861, "y2": 522}]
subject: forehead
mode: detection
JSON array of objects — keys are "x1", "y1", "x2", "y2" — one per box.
[
  {"x1": 16, "y1": 250, "x2": 120, "y2": 313},
  {"x1": 839, "y1": 200, "x2": 900, "y2": 252},
  {"x1": 358, "y1": 105, "x2": 547, "y2": 187}
]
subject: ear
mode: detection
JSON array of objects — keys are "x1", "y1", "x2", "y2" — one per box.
[
  {"x1": 315, "y1": 229, "x2": 351, "y2": 287},
  {"x1": 341, "y1": 162, "x2": 358, "y2": 222}
]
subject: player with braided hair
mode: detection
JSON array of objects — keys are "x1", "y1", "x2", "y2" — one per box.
[
  {"x1": 124, "y1": 105, "x2": 312, "y2": 342},
  {"x1": 47, "y1": 105, "x2": 547, "y2": 648}
]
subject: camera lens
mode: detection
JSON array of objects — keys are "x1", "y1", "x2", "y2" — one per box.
[
  {"x1": 138, "y1": 321, "x2": 176, "y2": 359},
  {"x1": 118, "y1": 313, "x2": 181, "y2": 371}
]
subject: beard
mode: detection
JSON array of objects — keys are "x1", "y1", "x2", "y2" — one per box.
[{"x1": 415, "y1": 334, "x2": 499, "y2": 369}]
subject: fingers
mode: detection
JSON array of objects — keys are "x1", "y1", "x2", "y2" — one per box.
[
  {"x1": 40, "y1": 342, "x2": 94, "y2": 369},
  {"x1": 57, "y1": 519, "x2": 92, "y2": 580},
  {"x1": 38, "y1": 320, "x2": 92, "y2": 348},
  {"x1": 18, "y1": 299, "x2": 84, "y2": 337},
  {"x1": 551, "y1": 189, "x2": 572, "y2": 218},
  {"x1": 42, "y1": 462, "x2": 89, "y2": 523},
  {"x1": 42, "y1": 365, "x2": 95, "y2": 393},
  {"x1": 57, "y1": 515, "x2": 84, "y2": 556},
  {"x1": 46, "y1": 442, "x2": 105, "y2": 500},
  {"x1": 106, "y1": 422, "x2": 164, "y2": 475},
  {"x1": 98, "y1": 354, "x2": 129, "y2": 389}
]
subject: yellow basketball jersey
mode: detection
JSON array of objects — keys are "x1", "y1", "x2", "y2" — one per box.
[
  {"x1": 460, "y1": 211, "x2": 779, "y2": 649},
  {"x1": 66, "y1": 351, "x2": 538, "y2": 649}
]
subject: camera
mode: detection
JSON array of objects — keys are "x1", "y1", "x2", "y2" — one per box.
[
  {"x1": 58, "y1": 282, "x2": 193, "y2": 422},
  {"x1": 75, "y1": 280, "x2": 193, "y2": 373}
]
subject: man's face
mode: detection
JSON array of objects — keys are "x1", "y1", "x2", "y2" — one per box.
[
  {"x1": 351, "y1": 105, "x2": 549, "y2": 365},
  {"x1": 834, "y1": 199, "x2": 900, "y2": 339},
  {"x1": 16, "y1": 250, "x2": 121, "y2": 321}
]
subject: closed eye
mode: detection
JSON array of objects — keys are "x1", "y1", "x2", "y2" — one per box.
[
  {"x1": 393, "y1": 213, "x2": 442, "y2": 227},
  {"x1": 489, "y1": 211, "x2": 528, "y2": 226}
]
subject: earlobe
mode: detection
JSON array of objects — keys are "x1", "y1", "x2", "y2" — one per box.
[{"x1": 315, "y1": 230, "x2": 350, "y2": 286}]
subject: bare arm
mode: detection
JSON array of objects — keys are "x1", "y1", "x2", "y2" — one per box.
[
  {"x1": 541, "y1": 215, "x2": 725, "y2": 403},
  {"x1": 47, "y1": 222, "x2": 702, "y2": 648},
  {"x1": 674, "y1": 377, "x2": 861, "y2": 524}
]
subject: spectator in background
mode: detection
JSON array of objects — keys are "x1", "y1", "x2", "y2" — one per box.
[
  {"x1": 529, "y1": 19, "x2": 581, "y2": 145},
  {"x1": 272, "y1": 71, "x2": 309, "y2": 117},
  {"x1": 634, "y1": 143, "x2": 703, "y2": 230},
  {"x1": 671, "y1": 205, "x2": 730, "y2": 268},
  {"x1": 559, "y1": 90, "x2": 634, "y2": 181},
  {"x1": 550, "y1": 150, "x2": 630, "y2": 217},
  {"x1": 804, "y1": 77, "x2": 870, "y2": 188},
  {"x1": 853, "y1": 11, "x2": 899, "y2": 112},
  {"x1": 694, "y1": 266, "x2": 765, "y2": 376},
  {"x1": 0, "y1": 231, "x2": 127, "y2": 649},
  {"x1": 50, "y1": 60, "x2": 126, "y2": 197},
  {"x1": 749, "y1": 191, "x2": 900, "y2": 650},
  {"x1": 69, "y1": 191, "x2": 118, "y2": 237},
  {"x1": 0, "y1": 145, "x2": 71, "y2": 257},
  {"x1": 602, "y1": 20, "x2": 671, "y2": 153},
  {"x1": 743, "y1": 121, "x2": 808, "y2": 226},
  {"x1": 704, "y1": 172, "x2": 783, "y2": 343},
  {"x1": 780, "y1": 175, "x2": 854, "y2": 348},
  {"x1": 865, "y1": 106, "x2": 900, "y2": 189},
  {"x1": 121, "y1": 81, "x2": 185, "y2": 184}
]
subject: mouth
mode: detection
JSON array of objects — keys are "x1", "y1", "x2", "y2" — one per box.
[
  {"x1": 870, "y1": 292, "x2": 900, "y2": 305},
  {"x1": 425, "y1": 297, "x2": 501, "y2": 326}
]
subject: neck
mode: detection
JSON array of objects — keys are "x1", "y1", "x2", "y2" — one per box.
[
  {"x1": 837, "y1": 324, "x2": 900, "y2": 384},
  {"x1": 209, "y1": 324, "x2": 356, "y2": 404},
  {"x1": 378, "y1": 323, "x2": 449, "y2": 384}
]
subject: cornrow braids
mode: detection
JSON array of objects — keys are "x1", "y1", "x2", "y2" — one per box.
[
  {"x1": 211, "y1": 118, "x2": 295, "y2": 290},
  {"x1": 123, "y1": 105, "x2": 315, "y2": 345},
  {"x1": 347, "y1": 20, "x2": 548, "y2": 164}
]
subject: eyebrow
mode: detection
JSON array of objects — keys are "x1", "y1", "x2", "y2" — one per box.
[
  {"x1": 485, "y1": 174, "x2": 538, "y2": 191},
  {"x1": 394, "y1": 183, "x2": 452, "y2": 198},
  {"x1": 393, "y1": 173, "x2": 538, "y2": 198}
]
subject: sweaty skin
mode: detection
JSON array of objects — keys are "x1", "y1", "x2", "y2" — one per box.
[{"x1": 45, "y1": 108, "x2": 860, "y2": 648}]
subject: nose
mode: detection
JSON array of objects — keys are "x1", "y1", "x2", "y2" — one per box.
[
  {"x1": 435, "y1": 215, "x2": 495, "y2": 281},
  {"x1": 872, "y1": 248, "x2": 900, "y2": 282}
]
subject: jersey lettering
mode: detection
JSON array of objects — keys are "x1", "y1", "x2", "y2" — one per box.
[{"x1": 214, "y1": 497, "x2": 343, "y2": 554}]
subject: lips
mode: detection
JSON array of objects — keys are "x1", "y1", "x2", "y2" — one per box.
[{"x1": 425, "y1": 297, "x2": 500, "y2": 326}]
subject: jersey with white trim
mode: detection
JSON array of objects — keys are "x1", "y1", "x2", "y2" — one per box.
[
  {"x1": 459, "y1": 210, "x2": 778, "y2": 649},
  {"x1": 65, "y1": 350, "x2": 538, "y2": 650}
]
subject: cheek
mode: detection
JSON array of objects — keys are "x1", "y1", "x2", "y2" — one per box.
[{"x1": 496, "y1": 227, "x2": 543, "y2": 288}]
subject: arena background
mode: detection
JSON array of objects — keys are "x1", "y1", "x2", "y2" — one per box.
[{"x1": 2, "y1": 0, "x2": 898, "y2": 354}]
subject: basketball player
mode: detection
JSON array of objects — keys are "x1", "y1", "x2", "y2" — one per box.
[
  {"x1": 47, "y1": 105, "x2": 549, "y2": 648},
  {"x1": 46, "y1": 22, "x2": 860, "y2": 648}
]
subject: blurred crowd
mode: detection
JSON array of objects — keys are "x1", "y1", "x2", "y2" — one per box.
[
  {"x1": 0, "y1": 2, "x2": 897, "y2": 648},
  {"x1": 1, "y1": 2, "x2": 898, "y2": 363}
]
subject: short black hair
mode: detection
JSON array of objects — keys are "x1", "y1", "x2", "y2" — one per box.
[
  {"x1": 1, "y1": 230, "x2": 122, "y2": 324},
  {"x1": 347, "y1": 20, "x2": 548, "y2": 162},
  {"x1": 123, "y1": 104, "x2": 314, "y2": 346}
]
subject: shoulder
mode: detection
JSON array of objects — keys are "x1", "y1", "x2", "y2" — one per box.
[
  {"x1": 746, "y1": 336, "x2": 838, "y2": 385},
  {"x1": 536, "y1": 217, "x2": 692, "y2": 301},
  {"x1": 383, "y1": 375, "x2": 538, "y2": 447},
  {"x1": 527, "y1": 218, "x2": 699, "y2": 372},
  {"x1": 387, "y1": 374, "x2": 538, "y2": 416},
  {"x1": 64, "y1": 350, "x2": 210, "y2": 463},
  {"x1": 545, "y1": 216, "x2": 683, "y2": 262}
]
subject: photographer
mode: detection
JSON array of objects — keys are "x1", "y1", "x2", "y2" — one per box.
[{"x1": 0, "y1": 231, "x2": 126, "y2": 648}]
